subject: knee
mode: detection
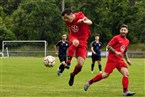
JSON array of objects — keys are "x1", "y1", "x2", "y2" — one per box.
[
  {"x1": 102, "y1": 73, "x2": 110, "y2": 79},
  {"x1": 72, "y1": 39, "x2": 79, "y2": 47},
  {"x1": 124, "y1": 71, "x2": 129, "y2": 77},
  {"x1": 77, "y1": 58, "x2": 84, "y2": 67},
  {"x1": 121, "y1": 67, "x2": 129, "y2": 77},
  {"x1": 78, "y1": 61, "x2": 84, "y2": 67},
  {"x1": 98, "y1": 61, "x2": 101, "y2": 64}
]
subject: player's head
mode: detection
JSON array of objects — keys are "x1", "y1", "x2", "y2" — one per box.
[
  {"x1": 95, "y1": 34, "x2": 100, "y2": 40},
  {"x1": 62, "y1": 34, "x2": 67, "y2": 40},
  {"x1": 61, "y1": 8, "x2": 74, "y2": 23},
  {"x1": 120, "y1": 24, "x2": 128, "y2": 37}
]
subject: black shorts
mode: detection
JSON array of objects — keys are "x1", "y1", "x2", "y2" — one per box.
[
  {"x1": 58, "y1": 55, "x2": 67, "y2": 62},
  {"x1": 91, "y1": 54, "x2": 101, "y2": 62}
]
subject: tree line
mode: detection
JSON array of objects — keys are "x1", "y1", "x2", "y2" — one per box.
[{"x1": 0, "y1": 0, "x2": 145, "y2": 49}]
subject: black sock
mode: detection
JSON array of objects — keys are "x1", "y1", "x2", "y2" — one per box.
[
  {"x1": 98, "y1": 64, "x2": 102, "y2": 71},
  {"x1": 59, "y1": 64, "x2": 65, "y2": 73},
  {"x1": 91, "y1": 63, "x2": 94, "y2": 71},
  {"x1": 123, "y1": 88, "x2": 128, "y2": 93}
]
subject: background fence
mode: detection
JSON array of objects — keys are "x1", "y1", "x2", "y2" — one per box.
[{"x1": 1, "y1": 51, "x2": 145, "y2": 58}]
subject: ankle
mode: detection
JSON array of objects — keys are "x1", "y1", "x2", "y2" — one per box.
[{"x1": 88, "y1": 80, "x2": 93, "y2": 85}]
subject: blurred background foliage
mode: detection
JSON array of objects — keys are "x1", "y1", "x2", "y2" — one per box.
[{"x1": 0, "y1": 0, "x2": 145, "y2": 50}]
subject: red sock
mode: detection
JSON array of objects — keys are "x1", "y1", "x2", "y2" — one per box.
[
  {"x1": 89, "y1": 73, "x2": 103, "y2": 84},
  {"x1": 67, "y1": 45, "x2": 76, "y2": 63},
  {"x1": 72, "y1": 65, "x2": 82, "y2": 76},
  {"x1": 122, "y1": 77, "x2": 128, "y2": 93}
]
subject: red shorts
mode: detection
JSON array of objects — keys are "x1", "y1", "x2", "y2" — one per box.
[
  {"x1": 104, "y1": 60, "x2": 128, "y2": 74},
  {"x1": 69, "y1": 37, "x2": 87, "y2": 59}
]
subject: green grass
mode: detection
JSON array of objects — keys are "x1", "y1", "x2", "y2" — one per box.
[{"x1": 0, "y1": 57, "x2": 144, "y2": 97}]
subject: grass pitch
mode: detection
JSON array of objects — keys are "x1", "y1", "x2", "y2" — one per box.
[{"x1": 0, "y1": 57, "x2": 144, "y2": 97}]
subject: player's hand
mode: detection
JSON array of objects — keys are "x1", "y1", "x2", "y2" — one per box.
[
  {"x1": 77, "y1": 19, "x2": 84, "y2": 23},
  {"x1": 115, "y1": 51, "x2": 123, "y2": 56},
  {"x1": 92, "y1": 51, "x2": 96, "y2": 54},
  {"x1": 62, "y1": 61, "x2": 66, "y2": 65},
  {"x1": 127, "y1": 59, "x2": 132, "y2": 65},
  {"x1": 55, "y1": 52, "x2": 58, "y2": 55}
]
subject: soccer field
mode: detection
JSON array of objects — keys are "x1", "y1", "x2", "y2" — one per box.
[{"x1": 0, "y1": 57, "x2": 144, "y2": 97}]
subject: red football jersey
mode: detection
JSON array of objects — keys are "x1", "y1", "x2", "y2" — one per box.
[
  {"x1": 65, "y1": 12, "x2": 91, "y2": 41},
  {"x1": 107, "y1": 35, "x2": 130, "y2": 61}
]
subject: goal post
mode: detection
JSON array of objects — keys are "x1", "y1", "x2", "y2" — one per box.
[{"x1": 2, "y1": 40, "x2": 47, "y2": 57}]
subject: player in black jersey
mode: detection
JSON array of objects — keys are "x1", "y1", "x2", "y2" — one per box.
[
  {"x1": 90, "y1": 34, "x2": 102, "y2": 73},
  {"x1": 55, "y1": 34, "x2": 69, "y2": 76}
]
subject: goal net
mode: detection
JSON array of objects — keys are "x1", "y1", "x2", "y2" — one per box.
[{"x1": 2, "y1": 40, "x2": 47, "y2": 57}]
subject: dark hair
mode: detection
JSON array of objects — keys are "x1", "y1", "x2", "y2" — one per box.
[
  {"x1": 95, "y1": 34, "x2": 100, "y2": 36},
  {"x1": 61, "y1": 8, "x2": 72, "y2": 16},
  {"x1": 120, "y1": 24, "x2": 128, "y2": 29}
]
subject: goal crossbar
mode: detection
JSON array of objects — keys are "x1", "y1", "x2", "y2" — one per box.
[{"x1": 2, "y1": 40, "x2": 47, "y2": 57}]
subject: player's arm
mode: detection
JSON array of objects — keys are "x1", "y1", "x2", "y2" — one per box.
[
  {"x1": 77, "y1": 17, "x2": 92, "y2": 25},
  {"x1": 54, "y1": 45, "x2": 58, "y2": 55},
  {"x1": 76, "y1": 12, "x2": 92, "y2": 25},
  {"x1": 124, "y1": 50, "x2": 131, "y2": 65},
  {"x1": 54, "y1": 42, "x2": 59, "y2": 55},
  {"x1": 107, "y1": 36, "x2": 123, "y2": 56},
  {"x1": 91, "y1": 46, "x2": 96, "y2": 54},
  {"x1": 83, "y1": 17, "x2": 92, "y2": 25},
  {"x1": 91, "y1": 42, "x2": 96, "y2": 54},
  {"x1": 106, "y1": 45, "x2": 116, "y2": 53},
  {"x1": 107, "y1": 45, "x2": 122, "y2": 56}
]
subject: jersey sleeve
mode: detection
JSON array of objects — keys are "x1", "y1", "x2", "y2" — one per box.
[
  {"x1": 78, "y1": 12, "x2": 88, "y2": 21},
  {"x1": 91, "y1": 41, "x2": 94, "y2": 47},
  {"x1": 56, "y1": 41, "x2": 60, "y2": 47},
  {"x1": 108, "y1": 36, "x2": 118, "y2": 47}
]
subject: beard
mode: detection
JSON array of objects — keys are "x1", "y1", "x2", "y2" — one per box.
[{"x1": 120, "y1": 33, "x2": 127, "y2": 37}]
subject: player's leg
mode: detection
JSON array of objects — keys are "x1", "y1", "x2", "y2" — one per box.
[
  {"x1": 57, "y1": 55, "x2": 65, "y2": 76},
  {"x1": 84, "y1": 61, "x2": 115, "y2": 91},
  {"x1": 69, "y1": 57, "x2": 84, "y2": 86},
  {"x1": 119, "y1": 66, "x2": 135, "y2": 96},
  {"x1": 68, "y1": 44, "x2": 86, "y2": 86},
  {"x1": 91, "y1": 55, "x2": 95, "y2": 73},
  {"x1": 65, "y1": 39, "x2": 79, "y2": 69},
  {"x1": 84, "y1": 72, "x2": 110, "y2": 91},
  {"x1": 97, "y1": 57, "x2": 102, "y2": 73},
  {"x1": 60, "y1": 56, "x2": 67, "y2": 73}
]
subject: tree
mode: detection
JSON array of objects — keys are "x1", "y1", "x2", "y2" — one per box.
[
  {"x1": 65, "y1": 0, "x2": 145, "y2": 44},
  {"x1": 0, "y1": 6, "x2": 16, "y2": 49},
  {"x1": 0, "y1": 0, "x2": 21, "y2": 15},
  {"x1": 9, "y1": 1, "x2": 65, "y2": 45}
]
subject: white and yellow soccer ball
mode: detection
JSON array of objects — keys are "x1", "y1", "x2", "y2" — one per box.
[{"x1": 44, "y1": 56, "x2": 55, "y2": 67}]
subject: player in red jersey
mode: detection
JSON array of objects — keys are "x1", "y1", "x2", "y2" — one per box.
[
  {"x1": 61, "y1": 8, "x2": 92, "y2": 86},
  {"x1": 84, "y1": 24, "x2": 135, "y2": 96}
]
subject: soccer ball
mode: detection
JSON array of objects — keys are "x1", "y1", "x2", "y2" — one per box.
[{"x1": 44, "y1": 56, "x2": 55, "y2": 67}]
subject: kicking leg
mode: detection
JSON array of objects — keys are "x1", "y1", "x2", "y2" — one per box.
[{"x1": 69, "y1": 57, "x2": 84, "y2": 86}]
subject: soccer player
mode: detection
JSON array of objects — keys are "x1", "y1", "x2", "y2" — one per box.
[
  {"x1": 84, "y1": 24, "x2": 135, "y2": 96},
  {"x1": 55, "y1": 34, "x2": 69, "y2": 76},
  {"x1": 90, "y1": 34, "x2": 102, "y2": 73},
  {"x1": 61, "y1": 8, "x2": 92, "y2": 86}
]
